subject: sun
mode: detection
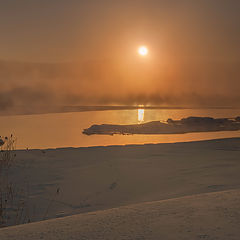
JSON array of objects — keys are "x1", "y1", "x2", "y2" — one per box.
[{"x1": 138, "y1": 46, "x2": 148, "y2": 56}]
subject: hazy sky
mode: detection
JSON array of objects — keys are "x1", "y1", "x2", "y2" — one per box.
[{"x1": 0, "y1": 0, "x2": 240, "y2": 109}]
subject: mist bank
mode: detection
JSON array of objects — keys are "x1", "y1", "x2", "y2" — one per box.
[
  {"x1": 0, "y1": 59, "x2": 240, "y2": 115},
  {"x1": 0, "y1": 105, "x2": 234, "y2": 117},
  {"x1": 0, "y1": 105, "x2": 184, "y2": 116},
  {"x1": 83, "y1": 116, "x2": 240, "y2": 135}
]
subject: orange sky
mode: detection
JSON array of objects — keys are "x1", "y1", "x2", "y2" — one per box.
[{"x1": 0, "y1": 1, "x2": 240, "y2": 109}]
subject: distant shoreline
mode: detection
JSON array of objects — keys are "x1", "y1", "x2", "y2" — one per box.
[{"x1": 0, "y1": 105, "x2": 239, "y2": 117}]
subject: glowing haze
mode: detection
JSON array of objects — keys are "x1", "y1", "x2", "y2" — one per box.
[{"x1": 0, "y1": 1, "x2": 240, "y2": 112}]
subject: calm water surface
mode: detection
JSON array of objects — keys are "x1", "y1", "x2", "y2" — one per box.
[{"x1": 1, "y1": 109, "x2": 240, "y2": 149}]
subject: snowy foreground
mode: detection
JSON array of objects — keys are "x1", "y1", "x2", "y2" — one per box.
[
  {"x1": 1, "y1": 137, "x2": 240, "y2": 239},
  {"x1": 0, "y1": 190, "x2": 240, "y2": 239}
]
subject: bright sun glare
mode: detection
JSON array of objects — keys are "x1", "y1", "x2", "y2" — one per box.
[
  {"x1": 138, "y1": 46, "x2": 148, "y2": 56},
  {"x1": 138, "y1": 108, "x2": 145, "y2": 122}
]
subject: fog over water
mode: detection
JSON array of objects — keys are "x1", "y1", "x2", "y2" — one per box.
[{"x1": 0, "y1": 59, "x2": 240, "y2": 114}]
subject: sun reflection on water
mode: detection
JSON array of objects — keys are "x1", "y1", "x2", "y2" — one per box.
[{"x1": 138, "y1": 108, "x2": 145, "y2": 122}]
